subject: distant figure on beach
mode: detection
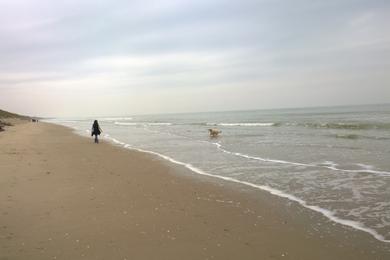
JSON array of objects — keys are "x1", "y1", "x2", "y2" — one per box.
[{"x1": 91, "y1": 120, "x2": 102, "y2": 143}]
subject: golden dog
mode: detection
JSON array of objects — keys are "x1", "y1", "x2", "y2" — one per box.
[{"x1": 208, "y1": 128, "x2": 221, "y2": 137}]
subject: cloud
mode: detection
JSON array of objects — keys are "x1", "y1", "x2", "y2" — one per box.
[{"x1": 0, "y1": 0, "x2": 389, "y2": 116}]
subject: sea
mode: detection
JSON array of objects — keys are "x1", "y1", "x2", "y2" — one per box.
[{"x1": 46, "y1": 104, "x2": 390, "y2": 243}]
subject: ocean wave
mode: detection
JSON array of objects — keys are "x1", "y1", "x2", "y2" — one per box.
[
  {"x1": 332, "y1": 133, "x2": 390, "y2": 140},
  {"x1": 114, "y1": 122, "x2": 172, "y2": 126},
  {"x1": 52, "y1": 120, "x2": 79, "y2": 123},
  {"x1": 302, "y1": 122, "x2": 390, "y2": 130},
  {"x1": 148, "y1": 123, "x2": 172, "y2": 126},
  {"x1": 207, "y1": 122, "x2": 278, "y2": 127},
  {"x1": 132, "y1": 124, "x2": 390, "y2": 176},
  {"x1": 100, "y1": 117, "x2": 133, "y2": 121},
  {"x1": 211, "y1": 142, "x2": 390, "y2": 176},
  {"x1": 115, "y1": 122, "x2": 138, "y2": 126},
  {"x1": 43, "y1": 119, "x2": 83, "y2": 123},
  {"x1": 334, "y1": 134, "x2": 360, "y2": 140},
  {"x1": 103, "y1": 135, "x2": 390, "y2": 243}
]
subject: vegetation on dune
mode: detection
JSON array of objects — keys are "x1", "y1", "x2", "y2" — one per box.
[
  {"x1": 0, "y1": 109, "x2": 30, "y2": 131},
  {"x1": 0, "y1": 109, "x2": 29, "y2": 119},
  {"x1": 0, "y1": 120, "x2": 10, "y2": 131}
]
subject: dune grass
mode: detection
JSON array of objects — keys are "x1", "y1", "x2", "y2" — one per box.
[
  {"x1": 0, "y1": 109, "x2": 28, "y2": 119},
  {"x1": 0, "y1": 109, "x2": 30, "y2": 131}
]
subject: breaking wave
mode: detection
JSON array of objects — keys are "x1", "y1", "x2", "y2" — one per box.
[
  {"x1": 100, "y1": 117, "x2": 133, "y2": 121},
  {"x1": 210, "y1": 142, "x2": 390, "y2": 176},
  {"x1": 207, "y1": 122, "x2": 279, "y2": 127},
  {"x1": 332, "y1": 133, "x2": 390, "y2": 140},
  {"x1": 301, "y1": 122, "x2": 390, "y2": 130},
  {"x1": 115, "y1": 122, "x2": 172, "y2": 126}
]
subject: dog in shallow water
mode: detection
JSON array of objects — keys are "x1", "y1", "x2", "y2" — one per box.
[{"x1": 208, "y1": 128, "x2": 221, "y2": 137}]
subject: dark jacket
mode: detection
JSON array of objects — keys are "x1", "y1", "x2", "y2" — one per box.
[{"x1": 92, "y1": 122, "x2": 102, "y2": 136}]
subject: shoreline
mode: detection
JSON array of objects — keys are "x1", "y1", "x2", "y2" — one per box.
[
  {"x1": 1, "y1": 122, "x2": 389, "y2": 259},
  {"x1": 87, "y1": 125, "x2": 389, "y2": 244},
  {"x1": 107, "y1": 135, "x2": 390, "y2": 243}
]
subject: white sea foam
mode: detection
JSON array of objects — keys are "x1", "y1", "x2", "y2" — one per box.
[
  {"x1": 356, "y1": 163, "x2": 374, "y2": 170},
  {"x1": 210, "y1": 142, "x2": 390, "y2": 176},
  {"x1": 208, "y1": 122, "x2": 276, "y2": 127},
  {"x1": 102, "y1": 135, "x2": 390, "y2": 243},
  {"x1": 211, "y1": 142, "x2": 311, "y2": 167},
  {"x1": 111, "y1": 138, "x2": 126, "y2": 146},
  {"x1": 114, "y1": 122, "x2": 138, "y2": 126},
  {"x1": 115, "y1": 122, "x2": 172, "y2": 126},
  {"x1": 100, "y1": 117, "x2": 133, "y2": 121},
  {"x1": 148, "y1": 123, "x2": 172, "y2": 126}
]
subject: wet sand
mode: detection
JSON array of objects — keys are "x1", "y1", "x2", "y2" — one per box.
[{"x1": 0, "y1": 122, "x2": 389, "y2": 259}]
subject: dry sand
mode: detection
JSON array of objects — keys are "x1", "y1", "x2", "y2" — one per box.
[{"x1": 0, "y1": 122, "x2": 389, "y2": 259}]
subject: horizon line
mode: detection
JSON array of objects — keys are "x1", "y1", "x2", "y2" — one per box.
[{"x1": 36, "y1": 102, "x2": 390, "y2": 119}]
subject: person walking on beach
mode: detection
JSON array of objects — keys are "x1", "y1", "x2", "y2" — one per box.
[{"x1": 91, "y1": 120, "x2": 102, "y2": 144}]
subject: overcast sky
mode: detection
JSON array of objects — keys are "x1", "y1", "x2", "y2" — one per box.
[{"x1": 0, "y1": 0, "x2": 389, "y2": 117}]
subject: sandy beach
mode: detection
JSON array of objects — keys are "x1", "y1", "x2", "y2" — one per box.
[{"x1": 1, "y1": 121, "x2": 389, "y2": 260}]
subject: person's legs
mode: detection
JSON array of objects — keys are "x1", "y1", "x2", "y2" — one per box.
[{"x1": 94, "y1": 135, "x2": 98, "y2": 143}]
